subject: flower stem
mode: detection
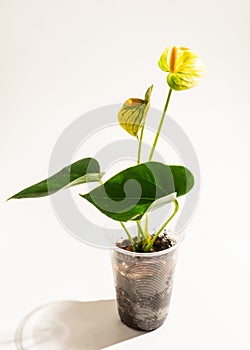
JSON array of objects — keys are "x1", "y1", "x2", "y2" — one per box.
[
  {"x1": 144, "y1": 199, "x2": 179, "y2": 252},
  {"x1": 137, "y1": 221, "x2": 148, "y2": 239},
  {"x1": 144, "y1": 213, "x2": 149, "y2": 234},
  {"x1": 137, "y1": 123, "x2": 145, "y2": 164},
  {"x1": 148, "y1": 88, "x2": 172, "y2": 161}
]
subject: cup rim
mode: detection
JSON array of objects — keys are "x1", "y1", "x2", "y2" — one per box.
[
  {"x1": 113, "y1": 235, "x2": 184, "y2": 257},
  {"x1": 113, "y1": 229, "x2": 185, "y2": 257}
]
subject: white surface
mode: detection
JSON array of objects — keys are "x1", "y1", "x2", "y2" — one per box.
[{"x1": 1, "y1": 0, "x2": 250, "y2": 349}]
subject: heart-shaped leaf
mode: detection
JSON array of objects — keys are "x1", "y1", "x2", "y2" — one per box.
[
  {"x1": 118, "y1": 85, "x2": 153, "y2": 137},
  {"x1": 8, "y1": 158, "x2": 102, "y2": 200},
  {"x1": 80, "y1": 161, "x2": 194, "y2": 222}
]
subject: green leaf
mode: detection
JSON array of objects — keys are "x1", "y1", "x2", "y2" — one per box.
[
  {"x1": 118, "y1": 85, "x2": 153, "y2": 137},
  {"x1": 80, "y1": 161, "x2": 194, "y2": 222},
  {"x1": 8, "y1": 158, "x2": 102, "y2": 200}
]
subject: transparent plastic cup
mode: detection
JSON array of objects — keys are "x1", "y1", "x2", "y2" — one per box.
[{"x1": 111, "y1": 242, "x2": 179, "y2": 331}]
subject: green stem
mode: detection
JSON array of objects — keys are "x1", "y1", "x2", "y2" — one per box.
[
  {"x1": 137, "y1": 123, "x2": 145, "y2": 165},
  {"x1": 138, "y1": 85, "x2": 153, "y2": 164},
  {"x1": 144, "y1": 199, "x2": 179, "y2": 252},
  {"x1": 120, "y1": 222, "x2": 136, "y2": 249},
  {"x1": 148, "y1": 88, "x2": 172, "y2": 161},
  {"x1": 137, "y1": 222, "x2": 141, "y2": 243},
  {"x1": 136, "y1": 221, "x2": 148, "y2": 240},
  {"x1": 144, "y1": 213, "x2": 149, "y2": 234}
]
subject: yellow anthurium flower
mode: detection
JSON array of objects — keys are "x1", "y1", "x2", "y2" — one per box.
[{"x1": 158, "y1": 46, "x2": 205, "y2": 90}]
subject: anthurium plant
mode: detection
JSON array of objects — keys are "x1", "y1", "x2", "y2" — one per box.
[{"x1": 8, "y1": 45, "x2": 205, "y2": 253}]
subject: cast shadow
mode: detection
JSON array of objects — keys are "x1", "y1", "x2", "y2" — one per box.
[{"x1": 14, "y1": 299, "x2": 144, "y2": 350}]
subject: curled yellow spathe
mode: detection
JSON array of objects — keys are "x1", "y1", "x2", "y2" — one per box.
[
  {"x1": 158, "y1": 46, "x2": 205, "y2": 90},
  {"x1": 118, "y1": 85, "x2": 153, "y2": 137}
]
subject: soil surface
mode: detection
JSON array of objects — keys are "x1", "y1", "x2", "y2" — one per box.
[{"x1": 117, "y1": 231, "x2": 177, "y2": 253}]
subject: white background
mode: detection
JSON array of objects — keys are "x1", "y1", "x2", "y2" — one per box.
[{"x1": 1, "y1": 0, "x2": 250, "y2": 349}]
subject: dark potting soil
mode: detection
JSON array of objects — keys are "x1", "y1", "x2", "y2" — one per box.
[{"x1": 117, "y1": 231, "x2": 177, "y2": 253}]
